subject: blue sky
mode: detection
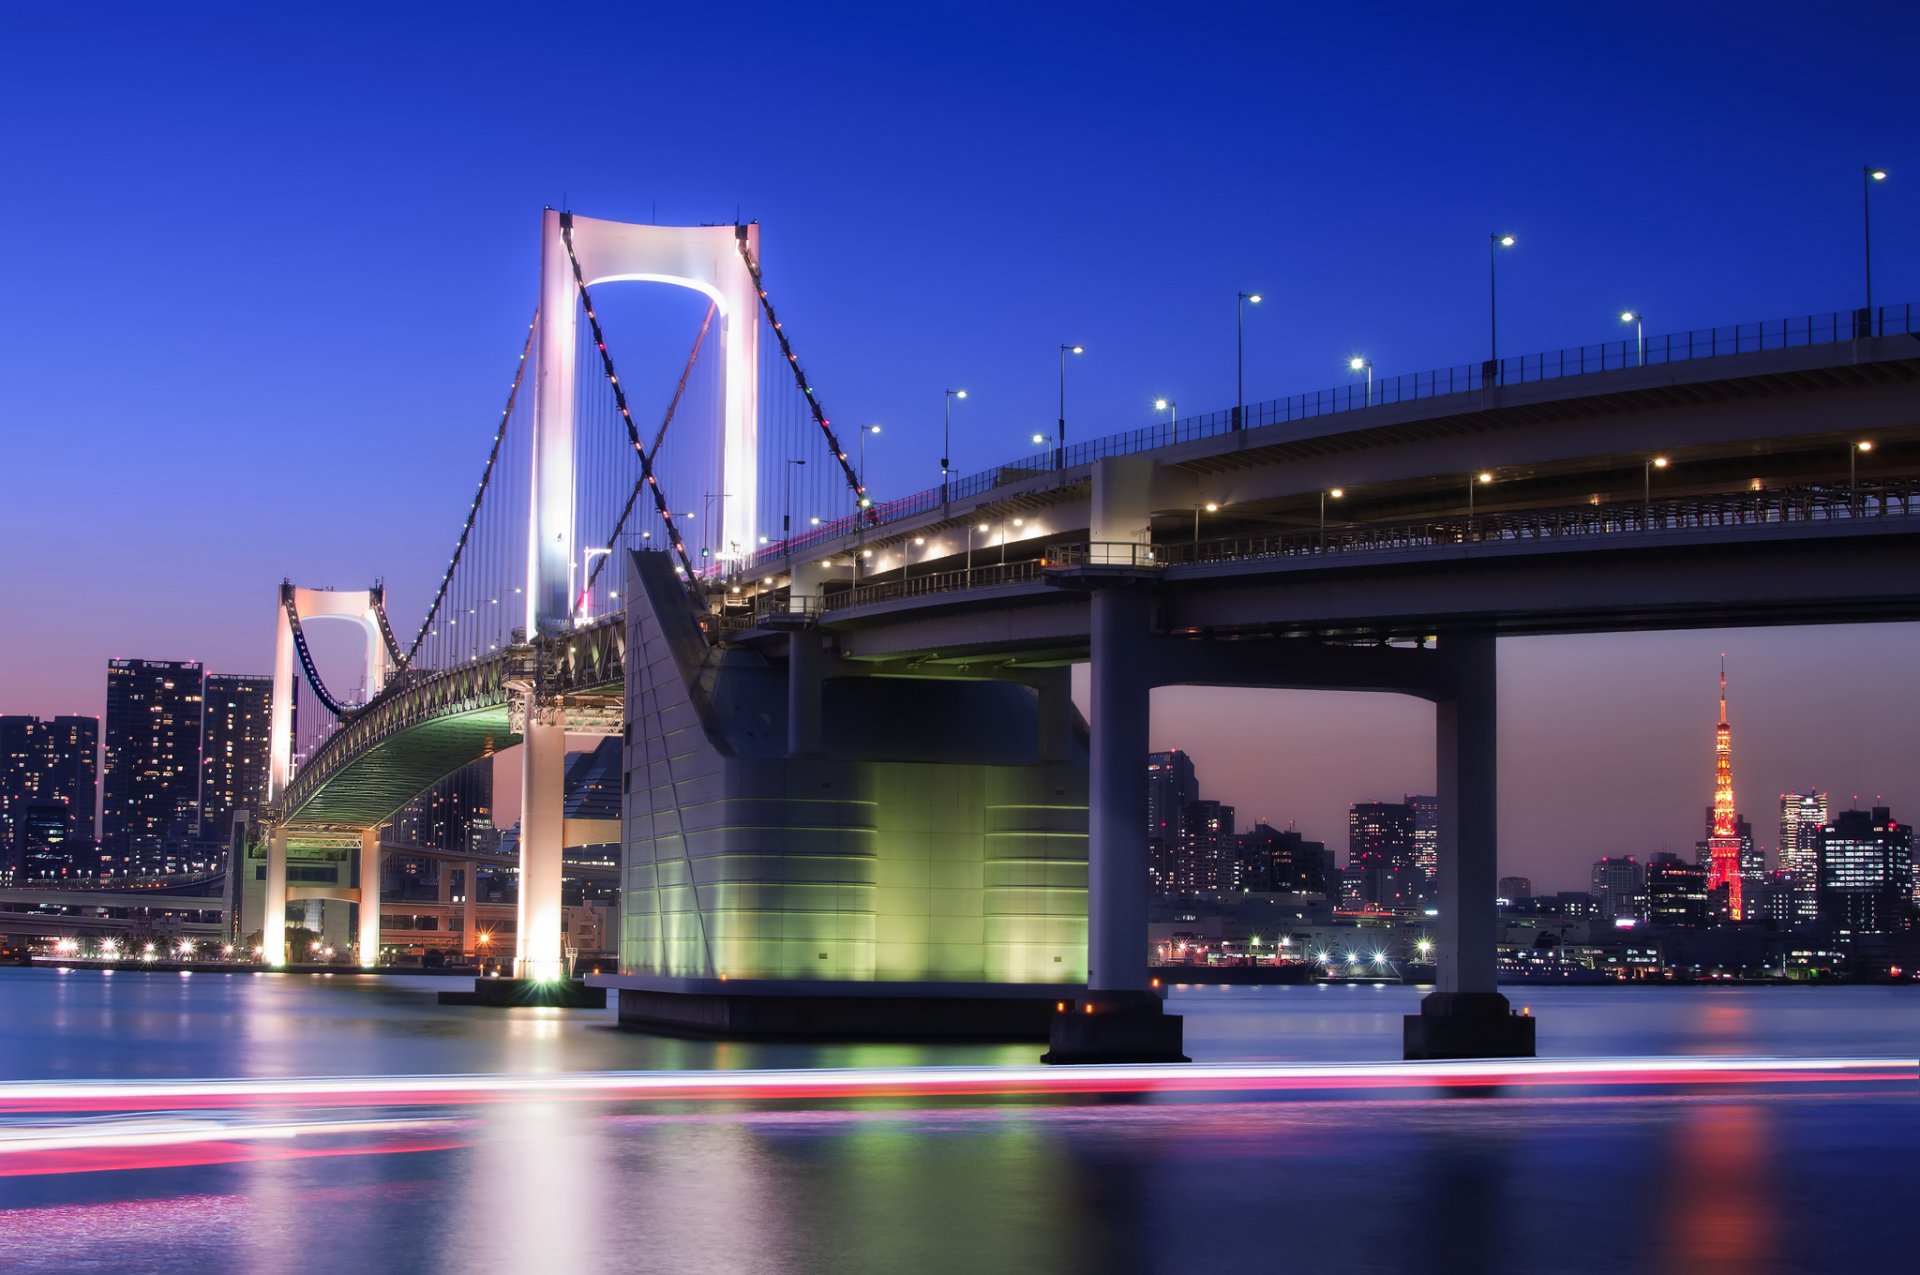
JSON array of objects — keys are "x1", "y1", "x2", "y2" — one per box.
[{"x1": 3, "y1": 1, "x2": 1915, "y2": 887}]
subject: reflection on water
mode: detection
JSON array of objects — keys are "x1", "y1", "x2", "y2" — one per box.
[{"x1": 0, "y1": 970, "x2": 1913, "y2": 1274}]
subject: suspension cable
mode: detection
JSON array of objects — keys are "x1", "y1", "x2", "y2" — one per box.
[
  {"x1": 281, "y1": 584, "x2": 354, "y2": 719},
  {"x1": 560, "y1": 213, "x2": 704, "y2": 591},
  {"x1": 582, "y1": 303, "x2": 717, "y2": 606},
  {"x1": 404, "y1": 310, "x2": 538, "y2": 666},
  {"x1": 734, "y1": 227, "x2": 868, "y2": 510}
]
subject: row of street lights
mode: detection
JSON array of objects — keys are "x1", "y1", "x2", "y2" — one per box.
[{"x1": 815, "y1": 168, "x2": 1893, "y2": 555}]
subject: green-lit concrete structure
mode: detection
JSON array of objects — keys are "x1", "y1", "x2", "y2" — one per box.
[{"x1": 592, "y1": 551, "x2": 1089, "y2": 1038}]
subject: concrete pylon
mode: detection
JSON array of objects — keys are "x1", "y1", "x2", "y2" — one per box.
[
  {"x1": 263, "y1": 826, "x2": 288, "y2": 966},
  {"x1": 1405, "y1": 630, "x2": 1534, "y2": 1059},
  {"x1": 515, "y1": 709, "x2": 568, "y2": 981},
  {"x1": 267, "y1": 585, "x2": 395, "y2": 803},
  {"x1": 358, "y1": 829, "x2": 381, "y2": 969},
  {"x1": 462, "y1": 862, "x2": 478, "y2": 958}
]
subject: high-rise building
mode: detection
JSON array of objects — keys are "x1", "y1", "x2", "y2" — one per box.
[
  {"x1": 1589, "y1": 855, "x2": 1646, "y2": 921},
  {"x1": 1347, "y1": 801, "x2": 1417, "y2": 912},
  {"x1": 1176, "y1": 799, "x2": 1235, "y2": 893},
  {"x1": 1704, "y1": 661, "x2": 1744, "y2": 920},
  {"x1": 102, "y1": 659, "x2": 204, "y2": 872},
  {"x1": 1645, "y1": 852, "x2": 1708, "y2": 928},
  {"x1": 1816, "y1": 806, "x2": 1913, "y2": 939},
  {"x1": 200, "y1": 674, "x2": 273, "y2": 840},
  {"x1": 1146, "y1": 751, "x2": 1198, "y2": 897},
  {"x1": 386, "y1": 758, "x2": 494, "y2": 896},
  {"x1": 1, "y1": 715, "x2": 98, "y2": 872},
  {"x1": 1779, "y1": 791, "x2": 1829, "y2": 926},
  {"x1": 1237, "y1": 821, "x2": 1331, "y2": 896},
  {"x1": 1497, "y1": 875, "x2": 1533, "y2": 902},
  {"x1": 1408, "y1": 793, "x2": 1438, "y2": 902}
]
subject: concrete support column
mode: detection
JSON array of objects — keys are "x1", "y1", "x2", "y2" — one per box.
[
  {"x1": 787, "y1": 631, "x2": 824, "y2": 755},
  {"x1": 264, "y1": 827, "x2": 288, "y2": 967},
  {"x1": 358, "y1": 830, "x2": 381, "y2": 969},
  {"x1": 789, "y1": 556, "x2": 831, "y2": 615},
  {"x1": 1086, "y1": 585, "x2": 1152, "y2": 993},
  {"x1": 1034, "y1": 668, "x2": 1074, "y2": 764},
  {"x1": 462, "y1": 862, "x2": 478, "y2": 957},
  {"x1": 517, "y1": 710, "x2": 568, "y2": 980},
  {"x1": 1406, "y1": 630, "x2": 1533, "y2": 1059}
]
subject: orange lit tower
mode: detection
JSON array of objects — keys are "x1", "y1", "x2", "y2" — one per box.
[{"x1": 1706, "y1": 658, "x2": 1743, "y2": 919}]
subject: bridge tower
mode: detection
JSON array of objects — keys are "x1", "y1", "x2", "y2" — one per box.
[
  {"x1": 262, "y1": 585, "x2": 397, "y2": 967},
  {"x1": 514, "y1": 210, "x2": 762, "y2": 982}
]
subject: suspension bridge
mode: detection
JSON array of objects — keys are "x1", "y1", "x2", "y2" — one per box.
[{"x1": 259, "y1": 206, "x2": 1920, "y2": 1057}]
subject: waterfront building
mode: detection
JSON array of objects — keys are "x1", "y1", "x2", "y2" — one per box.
[
  {"x1": 200, "y1": 673, "x2": 273, "y2": 839},
  {"x1": 1409, "y1": 793, "x2": 1438, "y2": 902},
  {"x1": 1347, "y1": 801, "x2": 1418, "y2": 912},
  {"x1": 102, "y1": 659, "x2": 204, "y2": 873},
  {"x1": 1146, "y1": 750, "x2": 1197, "y2": 896},
  {"x1": 1645, "y1": 852, "x2": 1708, "y2": 928},
  {"x1": 0, "y1": 714, "x2": 98, "y2": 877},
  {"x1": 1816, "y1": 807, "x2": 1914, "y2": 939},
  {"x1": 1589, "y1": 855, "x2": 1646, "y2": 921},
  {"x1": 1177, "y1": 799, "x2": 1235, "y2": 893},
  {"x1": 1237, "y1": 821, "x2": 1330, "y2": 897},
  {"x1": 1497, "y1": 875, "x2": 1532, "y2": 902}
]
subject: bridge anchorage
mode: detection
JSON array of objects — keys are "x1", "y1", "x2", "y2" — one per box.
[{"x1": 264, "y1": 201, "x2": 1920, "y2": 1057}]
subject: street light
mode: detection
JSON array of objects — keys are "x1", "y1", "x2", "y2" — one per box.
[
  {"x1": 943, "y1": 389, "x2": 967, "y2": 504},
  {"x1": 858, "y1": 424, "x2": 881, "y2": 512},
  {"x1": 1192, "y1": 500, "x2": 1219, "y2": 543},
  {"x1": 1057, "y1": 345, "x2": 1084, "y2": 470},
  {"x1": 1851, "y1": 439, "x2": 1874, "y2": 513},
  {"x1": 1154, "y1": 396, "x2": 1177, "y2": 439},
  {"x1": 1489, "y1": 234, "x2": 1516, "y2": 384},
  {"x1": 1236, "y1": 292, "x2": 1262, "y2": 429},
  {"x1": 1644, "y1": 455, "x2": 1669, "y2": 510},
  {"x1": 1620, "y1": 310, "x2": 1645, "y2": 367},
  {"x1": 1864, "y1": 166, "x2": 1888, "y2": 335},
  {"x1": 1348, "y1": 356, "x2": 1373, "y2": 406},
  {"x1": 1468, "y1": 470, "x2": 1493, "y2": 531},
  {"x1": 1319, "y1": 486, "x2": 1344, "y2": 544}
]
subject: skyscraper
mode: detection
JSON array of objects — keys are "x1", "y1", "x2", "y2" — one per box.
[
  {"x1": 1, "y1": 715, "x2": 99, "y2": 878},
  {"x1": 1589, "y1": 855, "x2": 1646, "y2": 921},
  {"x1": 1704, "y1": 661, "x2": 1744, "y2": 920},
  {"x1": 1408, "y1": 793, "x2": 1438, "y2": 902},
  {"x1": 1645, "y1": 852, "x2": 1709, "y2": 928},
  {"x1": 1348, "y1": 800, "x2": 1417, "y2": 912},
  {"x1": 1816, "y1": 806, "x2": 1914, "y2": 939},
  {"x1": 1779, "y1": 791, "x2": 1828, "y2": 926},
  {"x1": 1177, "y1": 798, "x2": 1235, "y2": 893},
  {"x1": 201, "y1": 674, "x2": 273, "y2": 839},
  {"x1": 102, "y1": 659, "x2": 204, "y2": 872},
  {"x1": 1146, "y1": 750, "x2": 1197, "y2": 897}
]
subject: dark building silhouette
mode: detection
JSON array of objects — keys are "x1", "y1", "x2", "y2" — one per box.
[
  {"x1": 1347, "y1": 800, "x2": 1417, "y2": 912},
  {"x1": 1146, "y1": 750, "x2": 1197, "y2": 896},
  {"x1": 1, "y1": 715, "x2": 98, "y2": 878},
  {"x1": 1646, "y1": 852, "x2": 1708, "y2": 929},
  {"x1": 1237, "y1": 821, "x2": 1331, "y2": 897},
  {"x1": 1177, "y1": 798, "x2": 1235, "y2": 893}
]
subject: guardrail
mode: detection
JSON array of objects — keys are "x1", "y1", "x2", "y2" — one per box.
[
  {"x1": 743, "y1": 300, "x2": 1918, "y2": 573},
  {"x1": 823, "y1": 559, "x2": 1047, "y2": 612}
]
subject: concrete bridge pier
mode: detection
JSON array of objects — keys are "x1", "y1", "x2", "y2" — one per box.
[
  {"x1": 264, "y1": 827, "x2": 288, "y2": 966},
  {"x1": 357, "y1": 829, "x2": 380, "y2": 969},
  {"x1": 1404, "y1": 630, "x2": 1535, "y2": 1059},
  {"x1": 516, "y1": 709, "x2": 568, "y2": 982},
  {"x1": 461, "y1": 863, "x2": 477, "y2": 957}
]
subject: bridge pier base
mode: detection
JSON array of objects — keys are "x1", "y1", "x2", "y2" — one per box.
[
  {"x1": 516, "y1": 709, "x2": 568, "y2": 982},
  {"x1": 357, "y1": 829, "x2": 380, "y2": 969},
  {"x1": 1405, "y1": 631, "x2": 1534, "y2": 1060},
  {"x1": 264, "y1": 827, "x2": 288, "y2": 967},
  {"x1": 1045, "y1": 580, "x2": 1186, "y2": 1064}
]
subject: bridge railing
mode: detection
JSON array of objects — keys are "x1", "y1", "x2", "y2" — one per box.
[
  {"x1": 741, "y1": 300, "x2": 1917, "y2": 574},
  {"x1": 805, "y1": 480, "x2": 1920, "y2": 616}
]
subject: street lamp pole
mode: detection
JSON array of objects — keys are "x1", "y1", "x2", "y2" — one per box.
[
  {"x1": 1154, "y1": 396, "x2": 1177, "y2": 440},
  {"x1": 1852, "y1": 439, "x2": 1873, "y2": 514},
  {"x1": 1348, "y1": 357, "x2": 1372, "y2": 406},
  {"x1": 1237, "y1": 292, "x2": 1262, "y2": 429},
  {"x1": 1864, "y1": 166, "x2": 1888, "y2": 335},
  {"x1": 1489, "y1": 234, "x2": 1515, "y2": 384},
  {"x1": 1469, "y1": 470, "x2": 1492, "y2": 536},
  {"x1": 1621, "y1": 311, "x2": 1645, "y2": 367},
  {"x1": 1643, "y1": 455, "x2": 1668, "y2": 514},
  {"x1": 1319, "y1": 487, "x2": 1343, "y2": 549},
  {"x1": 943, "y1": 389, "x2": 967, "y2": 507},
  {"x1": 784, "y1": 458, "x2": 805, "y2": 564},
  {"x1": 1057, "y1": 345, "x2": 1083, "y2": 471}
]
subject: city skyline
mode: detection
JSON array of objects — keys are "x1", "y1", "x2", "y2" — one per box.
[{"x1": 3, "y1": 4, "x2": 1916, "y2": 896}]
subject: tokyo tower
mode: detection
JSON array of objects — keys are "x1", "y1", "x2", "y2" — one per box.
[{"x1": 1706, "y1": 657, "x2": 1743, "y2": 920}]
